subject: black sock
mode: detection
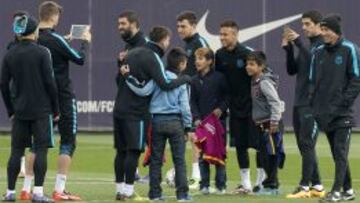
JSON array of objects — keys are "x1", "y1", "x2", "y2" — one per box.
[
  {"x1": 125, "y1": 150, "x2": 141, "y2": 184},
  {"x1": 115, "y1": 149, "x2": 126, "y2": 183}
]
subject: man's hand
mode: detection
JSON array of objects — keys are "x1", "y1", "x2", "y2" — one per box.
[
  {"x1": 286, "y1": 28, "x2": 300, "y2": 42},
  {"x1": 53, "y1": 114, "x2": 60, "y2": 123},
  {"x1": 118, "y1": 50, "x2": 128, "y2": 62},
  {"x1": 269, "y1": 122, "x2": 279, "y2": 135},
  {"x1": 281, "y1": 34, "x2": 289, "y2": 47},
  {"x1": 194, "y1": 120, "x2": 201, "y2": 128},
  {"x1": 213, "y1": 108, "x2": 222, "y2": 118},
  {"x1": 9, "y1": 114, "x2": 14, "y2": 121},
  {"x1": 64, "y1": 34, "x2": 72, "y2": 41},
  {"x1": 120, "y1": 64, "x2": 130, "y2": 76},
  {"x1": 82, "y1": 29, "x2": 92, "y2": 43}
]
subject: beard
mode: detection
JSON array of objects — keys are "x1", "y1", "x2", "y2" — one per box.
[{"x1": 120, "y1": 29, "x2": 133, "y2": 41}]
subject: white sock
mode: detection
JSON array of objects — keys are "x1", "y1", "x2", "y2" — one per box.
[
  {"x1": 20, "y1": 157, "x2": 26, "y2": 174},
  {"x1": 240, "y1": 168, "x2": 251, "y2": 189},
  {"x1": 346, "y1": 189, "x2": 354, "y2": 195},
  {"x1": 116, "y1": 182, "x2": 125, "y2": 194},
  {"x1": 6, "y1": 190, "x2": 15, "y2": 196},
  {"x1": 33, "y1": 186, "x2": 44, "y2": 196},
  {"x1": 124, "y1": 184, "x2": 134, "y2": 197},
  {"x1": 54, "y1": 174, "x2": 67, "y2": 193},
  {"x1": 302, "y1": 186, "x2": 310, "y2": 191},
  {"x1": 22, "y1": 175, "x2": 34, "y2": 193},
  {"x1": 255, "y1": 168, "x2": 266, "y2": 186},
  {"x1": 192, "y1": 162, "x2": 200, "y2": 180},
  {"x1": 312, "y1": 184, "x2": 324, "y2": 191}
]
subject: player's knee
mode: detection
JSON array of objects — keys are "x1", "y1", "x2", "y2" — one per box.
[{"x1": 59, "y1": 144, "x2": 76, "y2": 157}]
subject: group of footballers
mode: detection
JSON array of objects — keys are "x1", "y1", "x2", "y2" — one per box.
[{"x1": 0, "y1": 1, "x2": 359, "y2": 203}]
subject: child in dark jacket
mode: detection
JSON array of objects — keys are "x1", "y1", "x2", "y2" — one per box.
[
  {"x1": 246, "y1": 51, "x2": 285, "y2": 196},
  {"x1": 191, "y1": 47, "x2": 230, "y2": 194}
]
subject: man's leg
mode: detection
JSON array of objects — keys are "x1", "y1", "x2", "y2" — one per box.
[
  {"x1": 5, "y1": 147, "x2": 25, "y2": 201},
  {"x1": 188, "y1": 132, "x2": 201, "y2": 189},
  {"x1": 53, "y1": 98, "x2": 79, "y2": 200},
  {"x1": 331, "y1": 128, "x2": 351, "y2": 193},
  {"x1": 31, "y1": 115, "x2": 56, "y2": 203},
  {"x1": 231, "y1": 117, "x2": 251, "y2": 191},
  {"x1": 20, "y1": 152, "x2": 35, "y2": 200},
  {"x1": 199, "y1": 153, "x2": 210, "y2": 191},
  {"x1": 121, "y1": 119, "x2": 148, "y2": 198}
]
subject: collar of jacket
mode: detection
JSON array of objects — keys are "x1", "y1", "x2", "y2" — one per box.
[
  {"x1": 198, "y1": 67, "x2": 215, "y2": 79},
  {"x1": 39, "y1": 27, "x2": 55, "y2": 33},
  {"x1": 324, "y1": 37, "x2": 344, "y2": 51},
  {"x1": 146, "y1": 41, "x2": 165, "y2": 57},
  {"x1": 167, "y1": 66, "x2": 181, "y2": 75},
  {"x1": 124, "y1": 31, "x2": 144, "y2": 46},
  {"x1": 309, "y1": 35, "x2": 323, "y2": 46},
  {"x1": 184, "y1": 33, "x2": 200, "y2": 43}
]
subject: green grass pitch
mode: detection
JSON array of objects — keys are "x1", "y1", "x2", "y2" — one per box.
[{"x1": 0, "y1": 133, "x2": 359, "y2": 203}]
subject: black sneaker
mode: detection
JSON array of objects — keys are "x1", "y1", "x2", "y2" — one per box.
[
  {"x1": 32, "y1": 194, "x2": 54, "y2": 203},
  {"x1": 115, "y1": 193, "x2": 125, "y2": 201},
  {"x1": 320, "y1": 192, "x2": 342, "y2": 202},
  {"x1": 253, "y1": 185, "x2": 262, "y2": 193},
  {"x1": 342, "y1": 190, "x2": 355, "y2": 201}
]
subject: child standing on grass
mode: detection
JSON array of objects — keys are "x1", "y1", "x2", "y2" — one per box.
[
  {"x1": 191, "y1": 47, "x2": 230, "y2": 195},
  {"x1": 245, "y1": 51, "x2": 286, "y2": 196},
  {"x1": 124, "y1": 47, "x2": 192, "y2": 202}
]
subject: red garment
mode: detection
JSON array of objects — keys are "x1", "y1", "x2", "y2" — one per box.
[{"x1": 195, "y1": 114, "x2": 226, "y2": 165}]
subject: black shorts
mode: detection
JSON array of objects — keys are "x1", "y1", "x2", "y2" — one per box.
[
  {"x1": 11, "y1": 115, "x2": 55, "y2": 150},
  {"x1": 58, "y1": 97, "x2": 77, "y2": 146},
  {"x1": 229, "y1": 116, "x2": 259, "y2": 150},
  {"x1": 113, "y1": 116, "x2": 149, "y2": 152}
]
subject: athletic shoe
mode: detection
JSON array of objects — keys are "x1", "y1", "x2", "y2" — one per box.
[
  {"x1": 310, "y1": 187, "x2": 326, "y2": 198},
  {"x1": 52, "y1": 191, "x2": 69, "y2": 201},
  {"x1": 63, "y1": 191, "x2": 82, "y2": 201},
  {"x1": 255, "y1": 188, "x2": 280, "y2": 196},
  {"x1": 252, "y1": 185, "x2": 262, "y2": 193},
  {"x1": 342, "y1": 190, "x2": 356, "y2": 201},
  {"x1": 137, "y1": 175, "x2": 150, "y2": 184},
  {"x1": 32, "y1": 194, "x2": 54, "y2": 203},
  {"x1": 188, "y1": 179, "x2": 200, "y2": 190},
  {"x1": 2, "y1": 193, "x2": 16, "y2": 202},
  {"x1": 115, "y1": 192, "x2": 124, "y2": 201},
  {"x1": 286, "y1": 186, "x2": 311, "y2": 198},
  {"x1": 177, "y1": 194, "x2": 192, "y2": 202},
  {"x1": 150, "y1": 196, "x2": 165, "y2": 202},
  {"x1": 200, "y1": 187, "x2": 210, "y2": 195},
  {"x1": 232, "y1": 185, "x2": 253, "y2": 195},
  {"x1": 215, "y1": 189, "x2": 226, "y2": 195},
  {"x1": 19, "y1": 190, "x2": 32, "y2": 201},
  {"x1": 319, "y1": 192, "x2": 342, "y2": 202}
]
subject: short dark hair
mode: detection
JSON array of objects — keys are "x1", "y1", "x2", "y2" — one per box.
[
  {"x1": 247, "y1": 51, "x2": 267, "y2": 67},
  {"x1": 176, "y1": 11, "x2": 197, "y2": 25},
  {"x1": 195, "y1": 47, "x2": 215, "y2": 65},
  {"x1": 39, "y1": 1, "x2": 62, "y2": 21},
  {"x1": 302, "y1": 10, "x2": 323, "y2": 24},
  {"x1": 149, "y1": 26, "x2": 171, "y2": 43},
  {"x1": 118, "y1": 10, "x2": 140, "y2": 28},
  {"x1": 13, "y1": 10, "x2": 28, "y2": 19},
  {"x1": 220, "y1": 20, "x2": 239, "y2": 31},
  {"x1": 167, "y1": 47, "x2": 188, "y2": 70}
]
